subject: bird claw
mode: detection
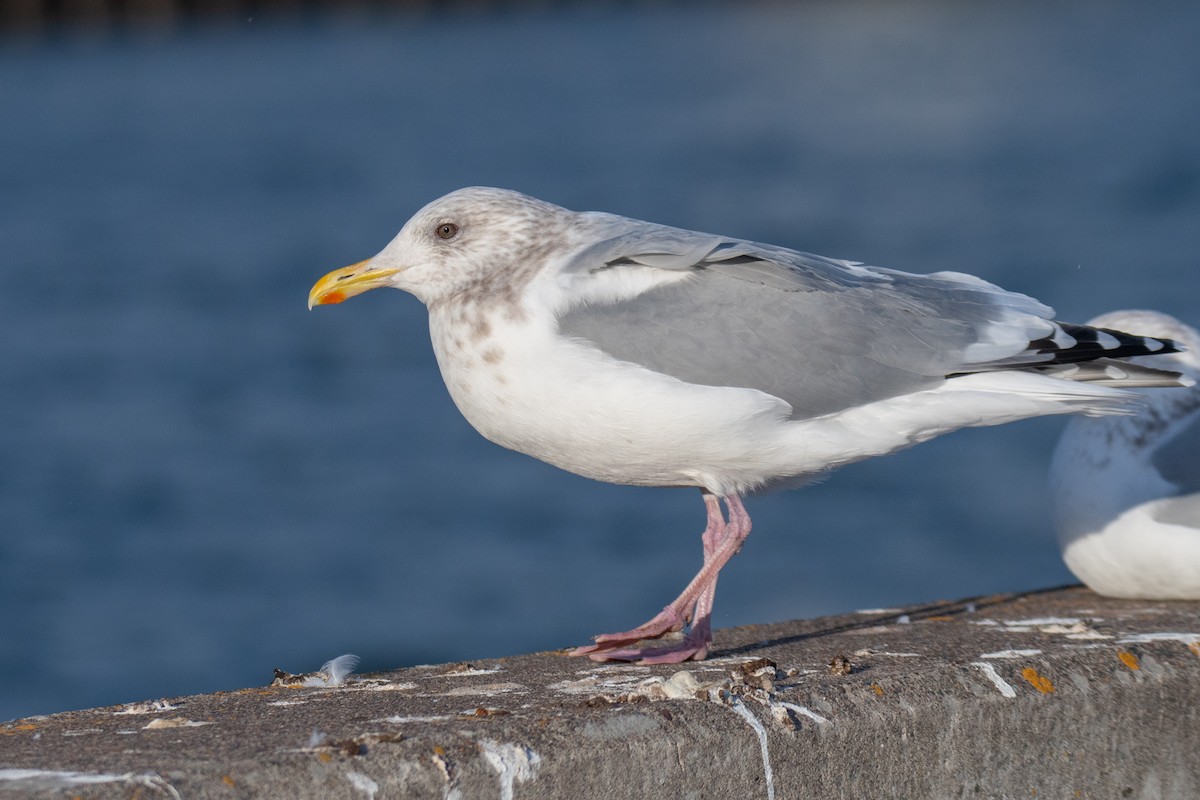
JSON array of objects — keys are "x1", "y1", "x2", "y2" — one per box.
[
  {"x1": 569, "y1": 633, "x2": 666, "y2": 658},
  {"x1": 570, "y1": 605, "x2": 687, "y2": 655},
  {"x1": 573, "y1": 631, "x2": 710, "y2": 664},
  {"x1": 569, "y1": 611, "x2": 712, "y2": 663}
]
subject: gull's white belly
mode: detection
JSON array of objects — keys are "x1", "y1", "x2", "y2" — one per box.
[
  {"x1": 427, "y1": 309, "x2": 794, "y2": 493},
  {"x1": 1061, "y1": 498, "x2": 1200, "y2": 599}
]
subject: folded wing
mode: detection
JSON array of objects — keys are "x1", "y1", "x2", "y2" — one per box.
[{"x1": 557, "y1": 225, "x2": 1180, "y2": 420}]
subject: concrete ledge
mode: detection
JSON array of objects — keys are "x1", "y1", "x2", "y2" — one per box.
[{"x1": 2, "y1": 586, "x2": 1199, "y2": 799}]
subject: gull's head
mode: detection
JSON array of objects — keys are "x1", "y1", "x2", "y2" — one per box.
[{"x1": 308, "y1": 187, "x2": 573, "y2": 309}]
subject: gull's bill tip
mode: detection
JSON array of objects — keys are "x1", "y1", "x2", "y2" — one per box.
[{"x1": 308, "y1": 260, "x2": 399, "y2": 310}]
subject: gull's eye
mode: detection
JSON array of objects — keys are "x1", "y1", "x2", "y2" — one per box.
[{"x1": 436, "y1": 223, "x2": 459, "y2": 240}]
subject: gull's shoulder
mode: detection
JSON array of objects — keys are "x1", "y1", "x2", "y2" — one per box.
[
  {"x1": 551, "y1": 211, "x2": 905, "y2": 312},
  {"x1": 1150, "y1": 401, "x2": 1200, "y2": 494}
]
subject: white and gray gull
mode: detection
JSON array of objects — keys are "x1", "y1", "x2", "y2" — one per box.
[
  {"x1": 309, "y1": 187, "x2": 1186, "y2": 663},
  {"x1": 1052, "y1": 310, "x2": 1200, "y2": 599}
]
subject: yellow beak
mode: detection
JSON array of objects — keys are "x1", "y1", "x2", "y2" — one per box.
[{"x1": 308, "y1": 260, "x2": 402, "y2": 310}]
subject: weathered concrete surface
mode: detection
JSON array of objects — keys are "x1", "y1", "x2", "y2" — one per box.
[{"x1": 1, "y1": 586, "x2": 1198, "y2": 799}]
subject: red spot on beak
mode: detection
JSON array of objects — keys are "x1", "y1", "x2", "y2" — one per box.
[{"x1": 320, "y1": 291, "x2": 346, "y2": 305}]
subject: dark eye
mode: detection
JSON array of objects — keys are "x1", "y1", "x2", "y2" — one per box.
[{"x1": 436, "y1": 223, "x2": 459, "y2": 240}]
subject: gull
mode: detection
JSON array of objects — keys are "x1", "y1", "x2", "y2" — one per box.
[
  {"x1": 1051, "y1": 310, "x2": 1200, "y2": 599},
  {"x1": 308, "y1": 187, "x2": 1184, "y2": 663}
]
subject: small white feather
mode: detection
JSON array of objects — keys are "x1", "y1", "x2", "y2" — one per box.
[{"x1": 317, "y1": 653, "x2": 360, "y2": 686}]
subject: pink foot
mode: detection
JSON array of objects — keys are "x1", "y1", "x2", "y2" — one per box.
[
  {"x1": 569, "y1": 604, "x2": 689, "y2": 656},
  {"x1": 580, "y1": 612, "x2": 714, "y2": 663},
  {"x1": 582, "y1": 631, "x2": 710, "y2": 664},
  {"x1": 569, "y1": 493, "x2": 749, "y2": 664}
]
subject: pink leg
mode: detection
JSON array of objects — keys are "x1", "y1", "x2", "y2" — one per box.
[
  {"x1": 645, "y1": 495, "x2": 734, "y2": 661},
  {"x1": 571, "y1": 492, "x2": 752, "y2": 663}
]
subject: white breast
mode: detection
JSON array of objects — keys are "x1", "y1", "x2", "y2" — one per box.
[{"x1": 426, "y1": 296, "x2": 796, "y2": 494}]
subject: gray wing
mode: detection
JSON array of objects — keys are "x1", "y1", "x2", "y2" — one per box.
[
  {"x1": 1151, "y1": 408, "x2": 1200, "y2": 495},
  {"x1": 557, "y1": 225, "x2": 1061, "y2": 420},
  {"x1": 1150, "y1": 494, "x2": 1200, "y2": 529}
]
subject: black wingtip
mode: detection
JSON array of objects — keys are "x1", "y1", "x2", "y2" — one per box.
[{"x1": 1029, "y1": 323, "x2": 1183, "y2": 366}]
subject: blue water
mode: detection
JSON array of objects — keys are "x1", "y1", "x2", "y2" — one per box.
[{"x1": 1, "y1": 1, "x2": 1198, "y2": 722}]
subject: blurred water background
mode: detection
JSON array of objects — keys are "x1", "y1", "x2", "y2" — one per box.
[{"x1": 1, "y1": 0, "x2": 1198, "y2": 722}]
